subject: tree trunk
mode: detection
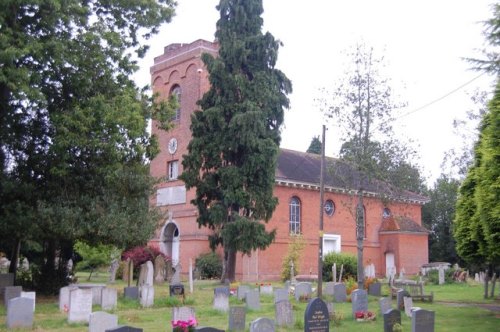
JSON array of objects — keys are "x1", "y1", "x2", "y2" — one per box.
[
  {"x1": 490, "y1": 273, "x2": 497, "y2": 298},
  {"x1": 225, "y1": 249, "x2": 236, "y2": 283},
  {"x1": 484, "y1": 269, "x2": 489, "y2": 299},
  {"x1": 8, "y1": 238, "x2": 21, "y2": 283},
  {"x1": 356, "y1": 191, "x2": 365, "y2": 290}
]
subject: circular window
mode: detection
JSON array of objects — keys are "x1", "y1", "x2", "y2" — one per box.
[
  {"x1": 383, "y1": 207, "x2": 391, "y2": 218},
  {"x1": 324, "y1": 200, "x2": 335, "y2": 216}
]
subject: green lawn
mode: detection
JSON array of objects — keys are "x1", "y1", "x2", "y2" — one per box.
[{"x1": 1, "y1": 275, "x2": 499, "y2": 331}]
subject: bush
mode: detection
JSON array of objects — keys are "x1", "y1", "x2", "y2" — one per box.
[
  {"x1": 322, "y1": 252, "x2": 357, "y2": 282},
  {"x1": 280, "y1": 235, "x2": 305, "y2": 281},
  {"x1": 426, "y1": 268, "x2": 455, "y2": 285},
  {"x1": 195, "y1": 252, "x2": 222, "y2": 279}
]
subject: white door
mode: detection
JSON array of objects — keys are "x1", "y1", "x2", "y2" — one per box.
[{"x1": 385, "y1": 252, "x2": 395, "y2": 278}]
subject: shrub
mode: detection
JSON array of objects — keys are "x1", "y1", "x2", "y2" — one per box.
[
  {"x1": 280, "y1": 235, "x2": 306, "y2": 281},
  {"x1": 195, "y1": 252, "x2": 222, "y2": 279},
  {"x1": 322, "y1": 252, "x2": 357, "y2": 281},
  {"x1": 426, "y1": 268, "x2": 455, "y2": 285}
]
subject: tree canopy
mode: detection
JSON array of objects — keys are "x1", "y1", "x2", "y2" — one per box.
[
  {"x1": 180, "y1": 0, "x2": 292, "y2": 281},
  {"x1": 307, "y1": 136, "x2": 322, "y2": 154}
]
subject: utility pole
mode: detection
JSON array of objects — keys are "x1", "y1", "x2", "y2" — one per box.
[{"x1": 317, "y1": 125, "x2": 326, "y2": 297}]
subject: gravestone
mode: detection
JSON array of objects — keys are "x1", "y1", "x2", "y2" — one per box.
[
  {"x1": 324, "y1": 282, "x2": 334, "y2": 297},
  {"x1": 195, "y1": 328, "x2": 225, "y2": 332},
  {"x1": 21, "y1": 291, "x2": 36, "y2": 312},
  {"x1": 138, "y1": 262, "x2": 153, "y2": 288},
  {"x1": 213, "y1": 287, "x2": 229, "y2": 312},
  {"x1": 237, "y1": 285, "x2": 250, "y2": 300},
  {"x1": 6, "y1": 297, "x2": 34, "y2": 329},
  {"x1": 122, "y1": 258, "x2": 131, "y2": 284},
  {"x1": 379, "y1": 297, "x2": 392, "y2": 315},
  {"x1": 396, "y1": 289, "x2": 411, "y2": 310},
  {"x1": 105, "y1": 326, "x2": 143, "y2": 332},
  {"x1": 59, "y1": 285, "x2": 78, "y2": 312},
  {"x1": 154, "y1": 255, "x2": 166, "y2": 284},
  {"x1": 250, "y1": 317, "x2": 275, "y2": 332},
  {"x1": 351, "y1": 289, "x2": 368, "y2": 318},
  {"x1": 304, "y1": 297, "x2": 329, "y2": 332},
  {"x1": 246, "y1": 289, "x2": 260, "y2": 310},
  {"x1": 101, "y1": 287, "x2": 118, "y2": 310},
  {"x1": 169, "y1": 284, "x2": 185, "y2": 298},
  {"x1": 260, "y1": 284, "x2": 273, "y2": 295},
  {"x1": 368, "y1": 282, "x2": 382, "y2": 296},
  {"x1": 172, "y1": 306, "x2": 196, "y2": 322},
  {"x1": 124, "y1": 286, "x2": 139, "y2": 300},
  {"x1": 294, "y1": 282, "x2": 312, "y2": 301},
  {"x1": 139, "y1": 285, "x2": 154, "y2": 308},
  {"x1": 412, "y1": 308, "x2": 435, "y2": 332},
  {"x1": 383, "y1": 309, "x2": 401, "y2": 332},
  {"x1": 4, "y1": 286, "x2": 22, "y2": 307},
  {"x1": 89, "y1": 311, "x2": 118, "y2": 332},
  {"x1": 79, "y1": 283, "x2": 106, "y2": 305},
  {"x1": 438, "y1": 267, "x2": 445, "y2": 285},
  {"x1": 275, "y1": 299, "x2": 294, "y2": 327},
  {"x1": 109, "y1": 259, "x2": 119, "y2": 283},
  {"x1": 333, "y1": 283, "x2": 347, "y2": 302},
  {"x1": 68, "y1": 288, "x2": 93, "y2": 323},
  {"x1": 228, "y1": 306, "x2": 246, "y2": 331},
  {"x1": 0, "y1": 273, "x2": 14, "y2": 298},
  {"x1": 214, "y1": 286, "x2": 230, "y2": 297},
  {"x1": 274, "y1": 288, "x2": 288, "y2": 303},
  {"x1": 404, "y1": 296, "x2": 414, "y2": 317}
]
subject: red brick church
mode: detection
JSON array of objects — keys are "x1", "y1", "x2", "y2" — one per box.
[{"x1": 148, "y1": 39, "x2": 430, "y2": 281}]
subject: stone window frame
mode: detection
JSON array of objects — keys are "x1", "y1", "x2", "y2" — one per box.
[
  {"x1": 289, "y1": 196, "x2": 301, "y2": 235},
  {"x1": 167, "y1": 160, "x2": 179, "y2": 180}
]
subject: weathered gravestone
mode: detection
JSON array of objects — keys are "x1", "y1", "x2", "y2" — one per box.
[
  {"x1": 89, "y1": 311, "x2": 118, "y2": 332},
  {"x1": 228, "y1": 306, "x2": 246, "y2": 331},
  {"x1": 294, "y1": 282, "x2": 312, "y2": 301},
  {"x1": 438, "y1": 267, "x2": 445, "y2": 285},
  {"x1": 172, "y1": 306, "x2": 196, "y2": 322},
  {"x1": 101, "y1": 287, "x2": 118, "y2": 310},
  {"x1": 275, "y1": 299, "x2": 294, "y2": 327},
  {"x1": 109, "y1": 259, "x2": 119, "y2": 283},
  {"x1": 4, "y1": 286, "x2": 22, "y2": 307},
  {"x1": 138, "y1": 261, "x2": 154, "y2": 288},
  {"x1": 274, "y1": 288, "x2": 288, "y2": 303},
  {"x1": 333, "y1": 283, "x2": 347, "y2": 302},
  {"x1": 21, "y1": 291, "x2": 36, "y2": 312},
  {"x1": 412, "y1": 308, "x2": 435, "y2": 332},
  {"x1": 351, "y1": 289, "x2": 368, "y2": 318},
  {"x1": 105, "y1": 326, "x2": 143, "y2": 332},
  {"x1": 79, "y1": 283, "x2": 106, "y2": 305},
  {"x1": 404, "y1": 296, "x2": 414, "y2": 317},
  {"x1": 140, "y1": 285, "x2": 154, "y2": 308},
  {"x1": 237, "y1": 285, "x2": 250, "y2": 300},
  {"x1": 324, "y1": 282, "x2": 334, "y2": 297},
  {"x1": 368, "y1": 282, "x2": 382, "y2": 296},
  {"x1": 0, "y1": 273, "x2": 14, "y2": 298},
  {"x1": 122, "y1": 258, "x2": 131, "y2": 284},
  {"x1": 250, "y1": 317, "x2": 275, "y2": 332},
  {"x1": 213, "y1": 287, "x2": 229, "y2": 312},
  {"x1": 304, "y1": 297, "x2": 329, "y2": 332},
  {"x1": 396, "y1": 289, "x2": 411, "y2": 310},
  {"x1": 6, "y1": 297, "x2": 34, "y2": 329},
  {"x1": 68, "y1": 288, "x2": 93, "y2": 323},
  {"x1": 154, "y1": 255, "x2": 166, "y2": 284},
  {"x1": 383, "y1": 308, "x2": 401, "y2": 332},
  {"x1": 246, "y1": 289, "x2": 260, "y2": 310},
  {"x1": 124, "y1": 286, "x2": 139, "y2": 300},
  {"x1": 379, "y1": 297, "x2": 392, "y2": 315},
  {"x1": 59, "y1": 285, "x2": 78, "y2": 312},
  {"x1": 170, "y1": 283, "x2": 185, "y2": 299}
]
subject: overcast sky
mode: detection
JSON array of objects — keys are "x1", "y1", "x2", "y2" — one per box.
[{"x1": 134, "y1": 0, "x2": 497, "y2": 185}]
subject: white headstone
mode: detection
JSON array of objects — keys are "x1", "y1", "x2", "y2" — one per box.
[
  {"x1": 145, "y1": 261, "x2": 154, "y2": 286},
  {"x1": 7, "y1": 297, "x2": 34, "y2": 329},
  {"x1": 403, "y1": 296, "x2": 413, "y2": 317},
  {"x1": 59, "y1": 285, "x2": 77, "y2": 312},
  {"x1": 89, "y1": 311, "x2": 118, "y2": 332},
  {"x1": 21, "y1": 291, "x2": 36, "y2": 312},
  {"x1": 68, "y1": 288, "x2": 92, "y2": 323},
  {"x1": 438, "y1": 266, "x2": 445, "y2": 285},
  {"x1": 101, "y1": 287, "x2": 117, "y2": 310},
  {"x1": 140, "y1": 285, "x2": 154, "y2": 308}
]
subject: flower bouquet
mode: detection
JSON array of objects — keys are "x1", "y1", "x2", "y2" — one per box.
[
  {"x1": 171, "y1": 318, "x2": 197, "y2": 332},
  {"x1": 355, "y1": 311, "x2": 376, "y2": 321}
]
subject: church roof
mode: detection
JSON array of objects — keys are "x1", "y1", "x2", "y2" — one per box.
[
  {"x1": 275, "y1": 148, "x2": 430, "y2": 205},
  {"x1": 379, "y1": 215, "x2": 429, "y2": 233}
]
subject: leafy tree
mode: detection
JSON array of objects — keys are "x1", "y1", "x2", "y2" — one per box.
[
  {"x1": 74, "y1": 241, "x2": 120, "y2": 281},
  {"x1": 422, "y1": 175, "x2": 461, "y2": 264},
  {"x1": 307, "y1": 136, "x2": 322, "y2": 154},
  {"x1": 180, "y1": 0, "x2": 292, "y2": 282},
  {"x1": 318, "y1": 43, "x2": 424, "y2": 288},
  {"x1": 0, "y1": 0, "x2": 176, "y2": 292}
]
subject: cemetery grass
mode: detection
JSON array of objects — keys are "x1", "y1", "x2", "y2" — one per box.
[{"x1": 0, "y1": 275, "x2": 499, "y2": 331}]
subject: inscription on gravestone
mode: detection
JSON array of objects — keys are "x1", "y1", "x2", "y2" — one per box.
[
  {"x1": 304, "y1": 297, "x2": 329, "y2": 332},
  {"x1": 383, "y1": 308, "x2": 401, "y2": 332},
  {"x1": 228, "y1": 306, "x2": 246, "y2": 331}
]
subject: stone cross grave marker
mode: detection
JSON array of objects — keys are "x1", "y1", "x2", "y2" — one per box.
[
  {"x1": 383, "y1": 308, "x2": 401, "y2": 332},
  {"x1": 333, "y1": 283, "x2": 347, "y2": 303},
  {"x1": 171, "y1": 262, "x2": 182, "y2": 284},
  {"x1": 275, "y1": 299, "x2": 294, "y2": 327},
  {"x1": 351, "y1": 289, "x2": 368, "y2": 318},
  {"x1": 101, "y1": 287, "x2": 118, "y2": 310},
  {"x1": 6, "y1": 297, "x2": 34, "y2": 329},
  {"x1": 250, "y1": 317, "x2": 275, "y2": 332},
  {"x1": 89, "y1": 311, "x2": 118, "y2": 332},
  {"x1": 245, "y1": 289, "x2": 260, "y2": 310},
  {"x1": 68, "y1": 288, "x2": 92, "y2": 323},
  {"x1": 228, "y1": 306, "x2": 246, "y2": 331},
  {"x1": 304, "y1": 297, "x2": 329, "y2": 332},
  {"x1": 411, "y1": 308, "x2": 435, "y2": 332}
]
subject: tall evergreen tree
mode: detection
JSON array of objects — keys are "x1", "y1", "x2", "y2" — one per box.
[
  {"x1": 180, "y1": 0, "x2": 292, "y2": 281},
  {"x1": 307, "y1": 136, "x2": 322, "y2": 154}
]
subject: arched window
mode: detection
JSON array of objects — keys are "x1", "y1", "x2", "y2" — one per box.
[
  {"x1": 170, "y1": 85, "x2": 181, "y2": 121},
  {"x1": 289, "y1": 197, "x2": 301, "y2": 235}
]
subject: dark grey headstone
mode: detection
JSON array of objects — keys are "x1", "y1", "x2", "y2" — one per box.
[
  {"x1": 4, "y1": 286, "x2": 22, "y2": 307},
  {"x1": 228, "y1": 306, "x2": 246, "y2": 331},
  {"x1": 379, "y1": 297, "x2": 392, "y2": 315},
  {"x1": 368, "y1": 282, "x2": 382, "y2": 296},
  {"x1": 195, "y1": 328, "x2": 225, "y2": 332},
  {"x1": 246, "y1": 289, "x2": 260, "y2": 310},
  {"x1": 124, "y1": 286, "x2": 139, "y2": 299},
  {"x1": 383, "y1": 309, "x2": 401, "y2": 332},
  {"x1": 170, "y1": 283, "x2": 185, "y2": 297},
  {"x1": 106, "y1": 326, "x2": 143, "y2": 332},
  {"x1": 250, "y1": 317, "x2": 275, "y2": 332},
  {"x1": 411, "y1": 308, "x2": 435, "y2": 332},
  {"x1": 304, "y1": 297, "x2": 329, "y2": 332},
  {"x1": 89, "y1": 311, "x2": 118, "y2": 332},
  {"x1": 351, "y1": 289, "x2": 368, "y2": 317},
  {"x1": 274, "y1": 288, "x2": 288, "y2": 303},
  {"x1": 294, "y1": 282, "x2": 312, "y2": 301},
  {"x1": 396, "y1": 289, "x2": 411, "y2": 310},
  {"x1": 6, "y1": 297, "x2": 34, "y2": 329},
  {"x1": 333, "y1": 283, "x2": 347, "y2": 302},
  {"x1": 237, "y1": 285, "x2": 250, "y2": 300},
  {"x1": 0, "y1": 273, "x2": 14, "y2": 297},
  {"x1": 275, "y1": 300, "x2": 294, "y2": 327}
]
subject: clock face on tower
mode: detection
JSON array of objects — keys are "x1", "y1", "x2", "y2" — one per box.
[{"x1": 168, "y1": 137, "x2": 178, "y2": 154}]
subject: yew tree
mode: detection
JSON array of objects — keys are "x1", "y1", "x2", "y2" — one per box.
[{"x1": 180, "y1": 0, "x2": 292, "y2": 282}]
